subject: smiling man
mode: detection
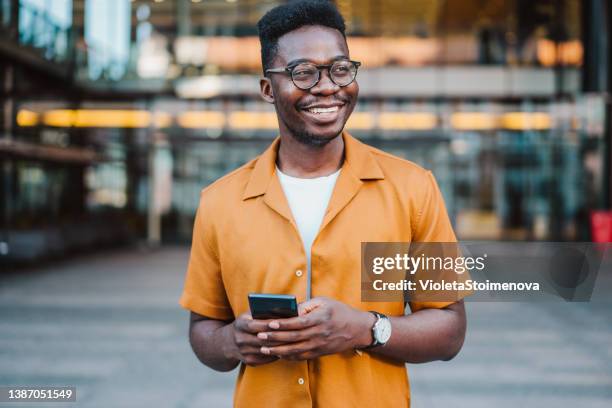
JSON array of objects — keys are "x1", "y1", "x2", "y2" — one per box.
[{"x1": 179, "y1": 1, "x2": 467, "y2": 407}]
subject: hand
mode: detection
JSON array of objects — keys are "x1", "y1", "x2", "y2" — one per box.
[
  {"x1": 222, "y1": 312, "x2": 285, "y2": 367},
  {"x1": 256, "y1": 297, "x2": 376, "y2": 361}
]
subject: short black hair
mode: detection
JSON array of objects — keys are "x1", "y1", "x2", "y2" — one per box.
[{"x1": 257, "y1": 0, "x2": 346, "y2": 74}]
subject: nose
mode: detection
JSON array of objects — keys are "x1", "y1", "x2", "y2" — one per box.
[{"x1": 309, "y1": 68, "x2": 340, "y2": 95}]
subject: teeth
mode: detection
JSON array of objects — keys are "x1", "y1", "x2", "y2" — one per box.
[{"x1": 307, "y1": 106, "x2": 339, "y2": 114}]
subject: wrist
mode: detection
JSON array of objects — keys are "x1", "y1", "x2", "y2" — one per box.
[
  {"x1": 353, "y1": 311, "x2": 376, "y2": 349},
  {"x1": 220, "y1": 322, "x2": 240, "y2": 362}
]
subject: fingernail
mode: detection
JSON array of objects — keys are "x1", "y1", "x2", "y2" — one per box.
[
  {"x1": 261, "y1": 347, "x2": 270, "y2": 355},
  {"x1": 269, "y1": 321, "x2": 280, "y2": 329},
  {"x1": 258, "y1": 332, "x2": 268, "y2": 339}
]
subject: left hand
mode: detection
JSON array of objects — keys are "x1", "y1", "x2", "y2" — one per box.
[{"x1": 257, "y1": 297, "x2": 375, "y2": 361}]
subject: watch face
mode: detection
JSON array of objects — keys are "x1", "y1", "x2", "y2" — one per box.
[{"x1": 374, "y1": 317, "x2": 392, "y2": 344}]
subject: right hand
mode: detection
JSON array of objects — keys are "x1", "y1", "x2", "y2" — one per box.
[{"x1": 223, "y1": 312, "x2": 283, "y2": 366}]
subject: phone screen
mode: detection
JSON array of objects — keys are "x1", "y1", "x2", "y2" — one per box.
[{"x1": 248, "y1": 293, "x2": 298, "y2": 319}]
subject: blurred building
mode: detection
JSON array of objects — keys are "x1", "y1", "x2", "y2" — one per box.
[{"x1": 0, "y1": 0, "x2": 610, "y2": 263}]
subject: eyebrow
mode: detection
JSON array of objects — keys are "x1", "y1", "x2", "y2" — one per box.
[{"x1": 286, "y1": 55, "x2": 350, "y2": 66}]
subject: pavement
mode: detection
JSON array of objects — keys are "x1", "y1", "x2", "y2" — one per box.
[{"x1": 0, "y1": 246, "x2": 611, "y2": 408}]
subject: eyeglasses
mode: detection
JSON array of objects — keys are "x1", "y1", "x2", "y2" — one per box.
[{"x1": 265, "y1": 59, "x2": 361, "y2": 90}]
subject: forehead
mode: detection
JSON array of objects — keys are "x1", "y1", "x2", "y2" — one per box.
[{"x1": 274, "y1": 25, "x2": 349, "y2": 65}]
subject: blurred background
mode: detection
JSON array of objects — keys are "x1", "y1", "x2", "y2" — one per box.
[{"x1": 0, "y1": 1, "x2": 611, "y2": 407}]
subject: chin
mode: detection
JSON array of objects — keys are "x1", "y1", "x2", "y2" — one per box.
[{"x1": 295, "y1": 126, "x2": 343, "y2": 147}]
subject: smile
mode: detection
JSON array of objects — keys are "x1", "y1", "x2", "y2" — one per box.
[
  {"x1": 300, "y1": 103, "x2": 345, "y2": 125},
  {"x1": 306, "y1": 106, "x2": 339, "y2": 114}
]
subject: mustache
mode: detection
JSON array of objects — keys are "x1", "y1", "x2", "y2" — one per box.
[{"x1": 297, "y1": 95, "x2": 351, "y2": 109}]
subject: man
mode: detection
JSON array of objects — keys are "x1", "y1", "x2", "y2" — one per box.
[{"x1": 180, "y1": 1, "x2": 467, "y2": 407}]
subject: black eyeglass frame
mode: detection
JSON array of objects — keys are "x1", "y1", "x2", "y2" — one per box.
[{"x1": 265, "y1": 60, "x2": 362, "y2": 90}]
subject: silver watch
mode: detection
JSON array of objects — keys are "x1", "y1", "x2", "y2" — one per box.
[{"x1": 367, "y1": 311, "x2": 392, "y2": 348}]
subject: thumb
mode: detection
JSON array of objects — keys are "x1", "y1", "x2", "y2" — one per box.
[{"x1": 298, "y1": 297, "x2": 326, "y2": 315}]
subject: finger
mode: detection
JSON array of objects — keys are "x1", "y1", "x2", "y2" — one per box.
[
  {"x1": 239, "y1": 341, "x2": 288, "y2": 355},
  {"x1": 267, "y1": 310, "x2": 326, "y2": 331},
  {"x1": 257, "y1": 325, "x2": 321, "y2": 344},
  {"x1": 236, "y1": 333, "x2": 287, "y2": 348},
  {"x1": 297, "y1": 297, "x2": 327, "y2": 315},
  {"x1": 260, "y1": 340, "x2": 318, "y2": 357},
  {"x1": 236, "y1": 317, "x2": 275, "y2": 334},
  {"x1": 238, "y1": 345, "x2": 267, "y2": 355}
]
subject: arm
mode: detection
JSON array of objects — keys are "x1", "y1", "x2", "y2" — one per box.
[
  {"x1": 369, "y1": 300, "x2": 466, "y2": 363},
  {"x1": 257, "y1": 297, "x2": 466, "y2": 364},
  {"x1": 188, "y1": 311, "x2": 282, "y2": 372}
]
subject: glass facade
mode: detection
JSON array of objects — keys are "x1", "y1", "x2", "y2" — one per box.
[{"x1": 1, "y1": 0, "x2": 610, "y2": 262}]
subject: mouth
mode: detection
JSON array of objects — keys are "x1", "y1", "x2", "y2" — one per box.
[{"x1": 299, "y1": 103, "x2": 346, "y2": 125}]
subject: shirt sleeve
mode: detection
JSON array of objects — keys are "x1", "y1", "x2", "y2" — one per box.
[
  {"x1": 413, "y1": 171, "x2": 457, "y2": 243},
  {"x1": 179, "y1": 191, "x2": 234, "y2": 320},
  {"x1": 409, "y1": 171, "x2": 468, "y2": 312}
]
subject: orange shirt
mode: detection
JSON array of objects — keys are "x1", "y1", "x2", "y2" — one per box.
[{"x1": 180, "y1": 132, "x2": 460, "y2": 407}]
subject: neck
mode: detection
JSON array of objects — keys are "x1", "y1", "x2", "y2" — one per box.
[{"x1": 276, "y1": 133, "x2": 344, "y2": 178}]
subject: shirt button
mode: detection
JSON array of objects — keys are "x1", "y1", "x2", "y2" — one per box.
[
  {"x1": 298, "y1": 377, "x2": 305, "y2": 385},
  {"x1": 295, "y1": 269, "x2": 303, "y2": 277}
]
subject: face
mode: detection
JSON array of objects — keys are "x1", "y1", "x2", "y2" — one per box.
[{"x1": 260, "y1": 25, "x2": 359, "y2": 147}]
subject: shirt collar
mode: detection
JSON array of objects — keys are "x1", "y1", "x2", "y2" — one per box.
[{"x1": 242, "y1": 131, "x2": 384, "y2": 201}]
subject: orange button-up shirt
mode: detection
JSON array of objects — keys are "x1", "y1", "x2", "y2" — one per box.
[{"x1": 180, "y1": 132, "x2": 459, "y2": 407}]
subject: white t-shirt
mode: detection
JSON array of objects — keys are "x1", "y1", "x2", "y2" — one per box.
[{"x1": 276, "y1": 166, "x2": 340, "y2": 268}]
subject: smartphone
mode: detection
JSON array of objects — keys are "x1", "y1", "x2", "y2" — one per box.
[{"x1": 248, "y1": 293, "x2": 298, "y2": 319}]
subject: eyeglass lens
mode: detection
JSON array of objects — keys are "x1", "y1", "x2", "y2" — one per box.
[{"x1": 291, "y1": 61, "x2": 357, "y2": 89}]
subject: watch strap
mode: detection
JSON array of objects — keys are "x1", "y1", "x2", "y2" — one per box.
[{"x1": 362, "y1": 311, "x2": 384, "y2": 349}]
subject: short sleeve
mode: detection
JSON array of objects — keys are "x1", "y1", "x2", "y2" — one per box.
[
  {"x1": 179, "y1": 192, "x2": 234, "y2": 320},
  {"x1": 413, "y1": 171, "x2": 457, "y2": 243},
  {"x1": 409, "y1": 171, "x2": 468, "y2": 312}
]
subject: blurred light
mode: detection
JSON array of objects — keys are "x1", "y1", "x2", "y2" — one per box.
[
  {"x1": 178, "y1": 111, "x2": 225, "y2": 129},
  {"x1": 501, "y1": 112, "x2": 552, "y2": 130},
  {"x1": 228, "y1": 112, "x2": 277, "y2": 129},
  {"x1": 43, "y1": 109, "x2": 154, "y2": 128},
  {"x1": 537, "y1": 39, "x2": 583, "y2": 67},
  {"x1": 346, "y1": 112, "x2": 375, "y2": 130},
  {"x1": 33, "y1": 109, "x2": 552, "y2": 132},
  {"x1": 154, "y1": 0, "x2": 164, "y2": 3},
  {"x1": 455, "y1": 210, "x2": 501, "y2": 240},
  {"x1": 175, "y1": 37, "x2": 208, "y2": 66},
  {"x1": 16, "y1": 110, "x2": 39, "y2": 127},
  {"x1": 153, "y1": 112, "x2": 172, "y2": 128},
  {"x1": 136, "y1": 4, "x2": 150, "y2": 21},
  {"x1": 43, "y1": 109, "x2": 76, "y2": 127},
  {"x1": 137, "y1": 35, "x2": 171, "y2": 78},
  {"x1": 450, "y1": 139, "x2": 470, "y2": 155},
  {"x1": 378, "y1": 112, "x2": 437, "y2": 130},
  {"x1": 175, "y1": 36, "x2": 449, "y2": 73},
  {"x1": 451, "y1": 112, "x2": 497, "y2": 130},
  {"x1": 176, "y1": 76, "x2": 223, "y2": 99},
  {"x1": 75, "y1": 110, "x2": 151, "y2": 128},
  {"x1": 91, "y1": 189, "x2": 127, "y2": 207},
  {"x1": 191, "y1": 0, "x2": 202, "y2": 2}
]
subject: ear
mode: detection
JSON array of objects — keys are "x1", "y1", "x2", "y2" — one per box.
[{"x1": 260, "y1": 77, "x2": 275, "y2": 104}]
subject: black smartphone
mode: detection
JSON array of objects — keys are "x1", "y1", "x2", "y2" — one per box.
[{"x1": 248, "y1": 293, "x2": 298, "y2": 319}]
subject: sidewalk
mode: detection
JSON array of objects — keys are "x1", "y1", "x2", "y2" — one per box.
[{"x1": 1, "y1": 247, "x2": 610, "y2": 407}]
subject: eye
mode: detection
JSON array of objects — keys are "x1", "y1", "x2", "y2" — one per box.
[
  {"x1": 332, "y1": 63, "x2": 352, "y2": 75},
  {"x1": 292, "y1": 65, "x2": 317, "y2": 77},
  {"x1": 294, "y1": 70, "x2": 312, "y2": 77}
]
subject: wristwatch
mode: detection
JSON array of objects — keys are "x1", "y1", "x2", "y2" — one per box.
[{"x1": 365, "y1": 311, "x2": 392, "y2": 348}]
